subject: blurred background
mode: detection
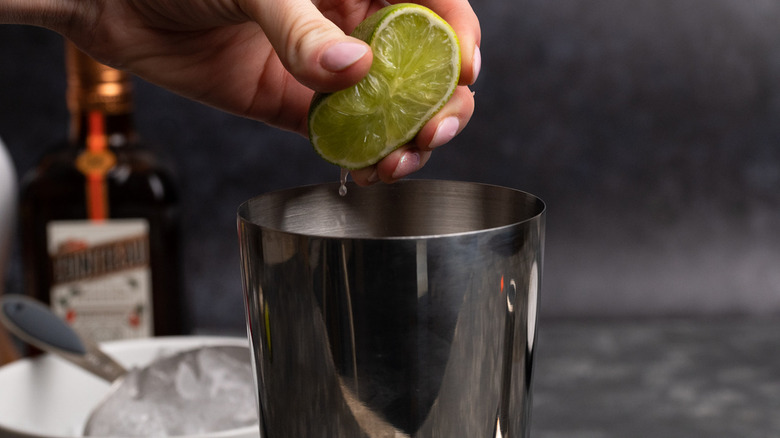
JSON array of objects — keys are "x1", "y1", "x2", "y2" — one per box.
[
  {"x1": 3, "y1": 1, "x2": 780, "y2": 436},
  {"x1": 2, "y1": 0, "x2": 780, "y2": 333}
]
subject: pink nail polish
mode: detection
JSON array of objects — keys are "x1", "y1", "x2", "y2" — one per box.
[
  {"x1": 428, "y1": 117, "x2": 459, "y2": 149},
  {"x1": 472, "y1": 46, "x2": 482, "y2": 82},
  {"x1": 321, "y1": 42, "x2": 369, "y2": 72},
  {"x1": 392, "y1": 151, "x2": 421, "y2": 179}
]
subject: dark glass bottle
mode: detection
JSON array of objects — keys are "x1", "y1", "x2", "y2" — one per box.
[{"x1": 20, "y1": 42, "x2": 188, "y2": 343}]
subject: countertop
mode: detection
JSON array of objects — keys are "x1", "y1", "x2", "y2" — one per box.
[
  {"x1": 530, "y1": 318, "x2": 780, "y2": 437},
  {"x1": 6, "y1": 319, "x2": 775, "y2": 437}
]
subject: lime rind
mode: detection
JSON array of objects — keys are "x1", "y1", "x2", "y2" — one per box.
[{"x1": 308, "y1": 3, "x2": 461, "y2": 169}]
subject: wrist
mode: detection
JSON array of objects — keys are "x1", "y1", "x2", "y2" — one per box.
[{"x1": 0, "y1": 0, "x2": 79, "y2": 34}]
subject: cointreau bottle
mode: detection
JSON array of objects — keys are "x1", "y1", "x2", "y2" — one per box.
[{"x1": 20, "y1": 42, "x2": 188, "y2": 343}]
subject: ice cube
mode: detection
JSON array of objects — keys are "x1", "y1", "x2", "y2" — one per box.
[{"x1": 84, "y1": 345, "x2": 258, "y2": 437}]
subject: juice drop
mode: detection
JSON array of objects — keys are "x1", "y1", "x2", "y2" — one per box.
[{"x1": 339, "y1": 168, "x2": 349, "y2": 197}]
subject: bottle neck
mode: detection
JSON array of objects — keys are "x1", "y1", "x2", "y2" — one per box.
[
  {"x1": 65, "y1": 42, "x2": 136, "y2": 151},
  {"x1": 70, "y1": 110, "x2": 137, "y2": 150}
]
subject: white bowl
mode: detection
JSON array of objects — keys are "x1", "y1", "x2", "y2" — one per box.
[{"x1": 0, "y1": 336, "x2": 260, "y2": 438}]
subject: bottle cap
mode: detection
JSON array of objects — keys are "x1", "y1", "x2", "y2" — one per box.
[{"x1": 66, "y1": 42, "x2": 134, "y2": 114}]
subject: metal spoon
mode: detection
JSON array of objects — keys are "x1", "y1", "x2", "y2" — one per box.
[{"x1": 0, "y1": 294, "x2": 126, "y2": 382}]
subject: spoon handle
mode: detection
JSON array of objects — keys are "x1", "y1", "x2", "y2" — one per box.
[{"x1": 0, "y1": 295, "x2": 126, "y2": 382}]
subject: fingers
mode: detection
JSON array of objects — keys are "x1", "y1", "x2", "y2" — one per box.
[
  {"x1": 239, "y1": 0, "x2": 372, "y2": 92},
  {"x1": 350, "y1": 0, "x2": 480, "y2": 186},
  {"x1": 416, "y1": 85, "x2": 475, "y2": 150},
  {"x1": 350, "y1": 83, "x2": 475, "y2": 186},
  {"x1": 239, "y1": 0, "x2": 479, "y2": 93},
  {"x1": 351, "y1": 148, "x2": 433, "y2": 186},
  {"x1": 238, "y1": 0, "x2": 479, "y2": 185}
]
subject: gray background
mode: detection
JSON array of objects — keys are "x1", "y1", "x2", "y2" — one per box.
[{"x1": 2, "y1": 0, "x2": 780, "y2": 333}]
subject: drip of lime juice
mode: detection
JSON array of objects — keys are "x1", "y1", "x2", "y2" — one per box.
[{"x1": 339, "y1": 168, "x2": 349, "y2": 197}]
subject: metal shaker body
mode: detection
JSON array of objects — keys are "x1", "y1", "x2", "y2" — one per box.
[{"x1": 238, "y1": 180, "x2": 545, "y2": 438}]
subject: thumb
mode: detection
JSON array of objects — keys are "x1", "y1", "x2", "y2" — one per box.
[{"x1": 241, "y1": 0, "x2": 372, "y2": 92}]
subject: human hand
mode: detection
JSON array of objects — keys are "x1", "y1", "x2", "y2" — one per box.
[{"x1": 4, "y1": 0, "x2": 480, "y2": 184}]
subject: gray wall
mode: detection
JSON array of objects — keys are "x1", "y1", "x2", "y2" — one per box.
[{"x1": 2, "y1": 0, "x2": 780, "y2": 331}]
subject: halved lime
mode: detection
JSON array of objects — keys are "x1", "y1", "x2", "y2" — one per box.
[{"x1": 308, "y1": 3, "x2": 461, "y2": 169}]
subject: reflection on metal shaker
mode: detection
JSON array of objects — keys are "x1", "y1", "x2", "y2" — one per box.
[{"x1": 238, "y1": 180, "x2": 545, "y2": 437}]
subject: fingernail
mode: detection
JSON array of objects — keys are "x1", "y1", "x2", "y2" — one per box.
[
  {"x1": 321, "y1": 42, "x2": 369, "y2": 72},
  {"x1": 367, "y1": 169, "x2": 379, "y2": 183},
  {"x1": 392, "y1": 151, "x2": 421, "y2": 179},
  {"x1": 472, "y1": 45, "x2": 482, "y2": 82},
  {"x1": 428, "y1": 117, "x2": 460, "y2": 149}
]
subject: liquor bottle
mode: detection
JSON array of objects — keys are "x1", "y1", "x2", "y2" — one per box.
[{"x1": 19, "y1": 42, "x2": 188, "y2": 343}]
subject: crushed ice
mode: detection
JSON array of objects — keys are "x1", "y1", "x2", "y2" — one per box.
[{"x1": 84, "y1": 345, "x2": 258, "y2": 437}]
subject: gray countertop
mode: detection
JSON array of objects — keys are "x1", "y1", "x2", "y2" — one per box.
[{"x1": 530, "y1": 318, "x2": 780, "y2": 437}]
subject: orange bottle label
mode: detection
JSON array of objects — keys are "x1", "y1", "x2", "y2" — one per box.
[
  {"x1": 75, "y1": 111, "x2": 115, "y2": 220},
  {"x1": 75, "y1": 148, "x2": 116, "y2": 176}
]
